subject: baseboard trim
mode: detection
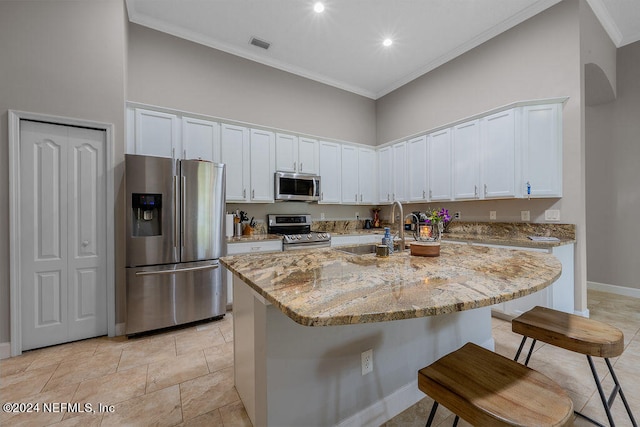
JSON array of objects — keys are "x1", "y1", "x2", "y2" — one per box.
[
  {"x1": 0, "y1": 342, "x2": 11, "y2": 360},
  {"x1": 336, "y1": 336, "x2": 494, "y2": 427},
  {"x1": 115, "y1": 323, "x2": 126, "y2": 336},
  {"x1": 588, "y1": 281, "x2": 640, "y2": 299},
  {"x1": 336, "y1": 380, "x2": 425, "y2": 427}
]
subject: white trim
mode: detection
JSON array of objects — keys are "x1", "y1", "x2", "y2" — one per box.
[
  {"x1": 8, "y1": 110, "x2": 116, "y2": 357},
  {"x1": 588, "y1": 281, "x2": 640, "y2": 299},
  {"x1": 0, "y1": 342, "x2": 11, "y2": 360},
  {"x1": 335, "y1": 337, "x2": 494, "y2": 427},
  {"x1": 585, "y1": 0, "x2": 624, "y2": 47}
]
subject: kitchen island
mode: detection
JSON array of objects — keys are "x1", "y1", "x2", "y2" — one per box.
[{"x1": 221, "y1": 243, "x2": 561, "y2": 427}]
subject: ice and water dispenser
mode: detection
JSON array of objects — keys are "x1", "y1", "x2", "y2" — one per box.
[{"x1": 130, "y1": 193, "x2": 162, "y2": 237}]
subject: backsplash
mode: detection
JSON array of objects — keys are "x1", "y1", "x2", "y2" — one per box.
[{"x1": 312, "y1": 220, "x2": 575, "y2": 240}]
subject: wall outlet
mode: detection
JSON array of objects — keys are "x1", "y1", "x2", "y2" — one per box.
[
  {"x1": 454, "y1": 211, "x2": 461, "y2": 219},
  {"x1": 355, "y1": 212, "x2": 359, "y2": 220},
  {"x1": 320, "y1": 212, "x2": 325, "y2": 220},
  {"x1": 521, "y1": 210, "x2": 530, "y2": 221},
  {"x1": 545, "y1": 209, "x2": 561, "y2": 221},
  {"x1": 489, "y1": 211, "x2": 496, "y2": 220},
  {"x1": 361, "y1": 349, "x2": 373, "y2": 375}
]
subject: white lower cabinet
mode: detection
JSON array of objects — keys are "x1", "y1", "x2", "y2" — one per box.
[
  {"x1": 459, "y1": 241, "x2": 575, "y2": 317},
  {"x1": 225, "y1": 239, "x2": 283, "y2": 306}
]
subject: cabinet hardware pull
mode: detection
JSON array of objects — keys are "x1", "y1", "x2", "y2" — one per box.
[
  {"x1": 474, "y1": 185, "x2": 478, "y2": 198},
  {"x1": 243, "y1": 189, "x2": 246, "y2": 198},
  {"x1": 355, "y1": 194, "x2": 358, "y2": 202},
  {"x1": 360, "y1": 194, "x2": 363, "y2": 202},
  {"x1": 300, "y1": 162, "x2": 303, "y2": 171},
  {"x1": 429, "y1": 189, "x2": 432, "y2": 199},
  {"x1": 293, "y1": 161, "x2": 296, "y2": 171},
  {"x1": 484, "y1": 184, "x2": 488, "y2": 197},
  {"x1": 423, "y1": 190, "x2": 426, "y2": 199},
  {"x1": 252, "y1": 189, "x2": 255, "y2": 199},
  {"x1": 172, "y1": 147, "x2": 175, "y2": 159},
  {"x1": 183, "y1": 149, "x2": 186, "y2": 159}
]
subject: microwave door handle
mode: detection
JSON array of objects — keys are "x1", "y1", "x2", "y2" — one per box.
[{"x1": 313, "y1": 178, "x2": 318, "y2": 198}]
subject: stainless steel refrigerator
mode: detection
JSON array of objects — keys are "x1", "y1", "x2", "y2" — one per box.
[{"x1": 125, "y1": 154, "x2": 226, "y2": 334}]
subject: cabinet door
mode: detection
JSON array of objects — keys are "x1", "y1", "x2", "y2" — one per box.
[
  {"x1": 377, "y1": 146, "x2": 392, "y2": 204},
  {"x1": 452, "y1": 120, "x2": 480, "y2": 200},
  {"x1": 319, "y1": 141, "x2": 341, "y2": 203},
  {"x1": 481, "y1": 109, "x2": 517, "y2": 199},
  {"x1": 358, "y1": 147, "x2": 376, "y2": 204},
  {"x1": 249, "y1": 129, "x2": 275, "y2": 202},
  {"x1": 392, "y1": 141, "x2": 408, "y2": 202},
  {"x1": 521, "y1": 104, "x2": 562, "y2": 197},
  {"x1": 298, "y1": 137, "x2": 319, "y2": 174},
  {"x1": 407, "y1": 135, "x2": 428, "y2": 202},
  {"x1": 275, "y1": 133, "x2": 298, "y2": 173},
  {"x1": 341, "y1": 145, "x2": 359, "y2": 204},
  {"x1": 182, "y1": 117, "x2": 220, "y2": 162},
  {"x1": 221, "y1": 124, "x2": 249, "y2": 201},
  {"x1": 134, "y1": 108, "x2": 180, "y2": 159},
  {"x1": 428, "y1": 129, "x2": 452, "y2": 201}
]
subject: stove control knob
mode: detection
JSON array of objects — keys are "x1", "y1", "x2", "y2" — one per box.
[{"x1": 307, "y1": 234, "x2": 313, "y2": 239}]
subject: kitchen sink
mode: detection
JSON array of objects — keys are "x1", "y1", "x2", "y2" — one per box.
[{"x1": 335, "y1": 243, "x2": 404, "y2": 255}]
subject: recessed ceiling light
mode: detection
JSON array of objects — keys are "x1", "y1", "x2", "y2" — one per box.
[
  {"x1": 383, "y1": 38, "x2": 393, "y2": 47},
  {"x1": 313, "y1": 2, "x2": 325, "y2": 13}
]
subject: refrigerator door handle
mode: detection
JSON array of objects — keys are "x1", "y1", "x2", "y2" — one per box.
[
  {"x1": 182, "y1": 176, "x2": 187, "y2": 252},
  {"x1": 173, "y1": 175, "x2": 179, "y2": 249},
  {"x1": 135, "y1": 264, "x2": 219, "y2": 276}
]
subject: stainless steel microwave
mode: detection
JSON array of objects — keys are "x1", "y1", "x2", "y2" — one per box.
[{"x1": 274, "y1": 171, "x2": 321, "y2": 202}]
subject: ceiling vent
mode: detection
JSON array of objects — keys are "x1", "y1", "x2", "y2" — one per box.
[{"x1": 249, "y1": 36, "x2": 271, "y2": 50}]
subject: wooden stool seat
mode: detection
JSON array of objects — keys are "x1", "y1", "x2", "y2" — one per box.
[
  {"x1": 418, "y1": 342, "x2": 574, "y2": 427},
  {"x1": 512, "y1": 306, "x2": 624, "y2": 358},
  {"x1": 512, "y1": 306, "x2": 637, "y2": 427}
]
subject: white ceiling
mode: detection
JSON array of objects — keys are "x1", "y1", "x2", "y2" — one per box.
[{"x1": 126, "y1": 0, "x2": 640, "y2": 100}]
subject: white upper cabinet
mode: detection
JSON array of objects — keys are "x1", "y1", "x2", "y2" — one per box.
[
  {"x1": 275, "y1": 133, "x2": 297, "y2": 173},
  {"x1": 133, "y1": 108, "x2": 180, "y2": 159},
  {"x1": 428, "y1": 129, "x2": 452, "y2": 201},
  {"x1": 341, "y1": 145, "x2": 359, "y2": 204},
  {"x1": 319, "y1": 141, "x2": 342, "y2": 203},
  {"x1": 182, "y1": 117, "x2": 220, "y2": 162},
  {"x1": 221, "y1": 124, "x2": 250, "y2": 202},
  {"x1": 377, "y1": 146, "x2": 392, "y2": 204},
  {"x1": 249, "y1": 129, "x2": 276, "y2": 202},
  {"x1": 358, "y1": 147, "x2": 376, "y2": 204},
  {"x1": 275, "y1": 133, "x2": 319, "y2": 174},
  {"x1": 521, "y1": 103, "x2": 562, "y2": 197},
  {"x1": 298, "y1": 137, "x2": 320, "y2": 174},
  {"x1": 480, "y1": 109, "x2": 517, "y2": 199},
  {"x1": 452, "y1": 120, "x2": 481, "y2": 200},
  {"x1": 407, "y1": 135, "x2": 428, "y2": 202},
  {"x1": 392, "y1": 141, "x2": 408, "y2": 202},
  {"x1": 341, "y1": 145, "x2": 376, "y2": 204}
]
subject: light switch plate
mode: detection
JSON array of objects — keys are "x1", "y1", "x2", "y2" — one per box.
[{"x1": 545, "y1": 209, "x2": 561, "y2": 221}]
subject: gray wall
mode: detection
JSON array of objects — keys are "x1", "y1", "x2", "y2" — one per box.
[
  {"x1": 376, "y1": 0, "x2": 589, "y2": 312},
  {"x1": 0, "y1": 0, "x2": 127, "y2": 343},
  {"x1": 127, "y1": 24, "x2": 376, "y2": 146},
  {"x1": 586, "y1": 41, "x2": 640, "y2": 291}
]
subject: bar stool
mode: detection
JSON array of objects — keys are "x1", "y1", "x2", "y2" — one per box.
[
  {"x1": 418, "y1": 342, "x2": 574, "y2": 426},
  {"x1": 512, "y1": 306, "x2": 637, "y2": 427}
]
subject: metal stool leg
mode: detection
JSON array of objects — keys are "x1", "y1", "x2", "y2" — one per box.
[
  {"x1": 425, "y1": 401, "x2": 439, "y2": 427},
  {"x1": 604, "y1": 358, "x2": 638, "y2": 427},
  {"x1": 514, "y1": 336, "x2": 537, "y2": 366}
]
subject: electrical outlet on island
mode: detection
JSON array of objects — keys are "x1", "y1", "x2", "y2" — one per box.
[
  {"x1": 521, "y1": 211, "x2": 530, "y2": 221},
  {"x1": 489, "y1": 211, "x2": 497, "y2": 220},
  {"x1": 361, "y1": 349, "x2": 373, "y2": 375}
]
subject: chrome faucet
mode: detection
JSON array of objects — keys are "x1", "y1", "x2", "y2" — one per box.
[{"x1": 391, "y1": 200, "x2": 404, "y2": 252}]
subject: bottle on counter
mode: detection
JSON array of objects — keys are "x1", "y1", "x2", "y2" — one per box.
[{"x1": 382, "y1": 227, "x2": 393, "y2": 254}]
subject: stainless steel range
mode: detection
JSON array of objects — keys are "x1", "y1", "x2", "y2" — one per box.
[{"x1": 268, "y1": 214, "x2": 331, "y2": 251}]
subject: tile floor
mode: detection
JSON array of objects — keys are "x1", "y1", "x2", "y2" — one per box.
[{"x1": 0, "y1": 290, "x2": 638, "y2": 426}]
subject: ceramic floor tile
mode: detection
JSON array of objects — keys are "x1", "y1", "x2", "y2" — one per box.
[
  {"x1": 0, "y1": 364, "x2": 58, "y2": 402},
  {"x1": 203, "y1": 341, "x2": 234, "y2": 373},
  {"x1": 178, "y1": 409, "x2": 223, "y2": 426},
  {"x1": 0, "y1": 351, "x2": 41, "y2": 377},
  {"x1": 175, "y1": 329, "x2": 226, "y2": 356},
  {"x1": 219, "y1": 400, "x2": 253, "y2": 427},
  {"x1": 117, "y1": 335, "x2": 177, "y2": 371},
  {"x1": 0, "y1": 383, "x2": 78, "y2": 427},
  {"x1": 146, "y1": 351, "x2": 209, "y2": 393},
  {"x1": 179, "y1": 366, "x2": 239, "y2": 421},
  {"x1": 69, "y1": 364, "x2": 148, "y2": 412},
  {"x1": 100, "y1": 384, "x2": 183, "y2": 427},
  {"x1": 42, "y1": 350, "x2": 121, "y2": 392}
]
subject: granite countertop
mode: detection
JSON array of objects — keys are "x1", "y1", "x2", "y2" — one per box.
[{"x1": 221, "y1": 243, "x2": 561, "y2": 327}]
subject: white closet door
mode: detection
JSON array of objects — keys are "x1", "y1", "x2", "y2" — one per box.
[{"x1": 20, "y1": 121, "x2": 107, "y2": 350}]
